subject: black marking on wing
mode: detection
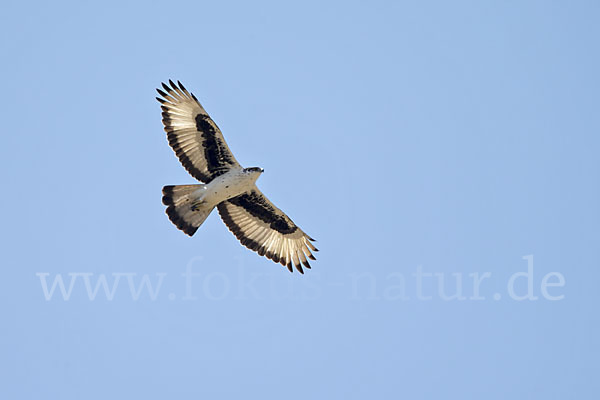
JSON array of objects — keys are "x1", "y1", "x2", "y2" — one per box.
[
  {"x1": 165, "y1": 128, "x2": 212, "y2": 182},
  {"x1": 160, "y1": 103, "x2": 213, "y2": 182},
  {"x1": 217, "y1": 202, "x2": 298, "y2": 273},
  {"x1": 228, "y1": 191, "x2": 298, "y2": 235},
  {"x1": 218, "y1": 203, "x2": 260, "y2": 251},
  {"x1": 195, "y1": 114, "x2": 236, "y2": 178}
]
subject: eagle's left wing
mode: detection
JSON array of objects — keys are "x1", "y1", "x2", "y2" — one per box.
[
  {"x1": 156, "y1": 80, "x2": 240, "y2": 183},
  {"x1": 217, "y1": 189, "x2": 318, "y2": 273}
]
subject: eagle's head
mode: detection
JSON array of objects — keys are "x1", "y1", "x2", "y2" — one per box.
[
  {"x1": 243, "y1": 167, "x2": 264, "y2": 182},
  {"x1": 243, "y1": 167, "x2": 264, "y2": 180}
]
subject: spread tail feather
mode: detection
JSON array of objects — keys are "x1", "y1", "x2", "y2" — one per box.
[{"x1": 162, "y1": 185, "x2": 214, "y2": 236}]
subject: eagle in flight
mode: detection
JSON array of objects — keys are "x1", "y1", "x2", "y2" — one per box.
[{"x1": 156, "y1": 80, "x2": 317, "y2": 273}]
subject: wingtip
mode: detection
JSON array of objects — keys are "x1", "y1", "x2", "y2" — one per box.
[
  {"x1": 156, "y1": 88, "x2": 168, "y2": 98},
  {"x1": 161, "y1": 82, "x2": 170, "y2": 92}
]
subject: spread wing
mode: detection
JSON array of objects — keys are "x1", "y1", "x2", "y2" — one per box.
[
  {"x1": 217, "y1": 189, "x2": 318, "y2": 273},
  {"x1": 156, "y1": 80, "x2": 240, "y2": 183}
]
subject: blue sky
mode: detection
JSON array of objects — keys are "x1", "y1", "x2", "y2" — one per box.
[{"x1": 1, "y1": 1, "x2": 599, "y2": 399}]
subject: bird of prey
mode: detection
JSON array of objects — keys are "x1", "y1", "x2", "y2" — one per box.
[{"x1": 156, "y1": 80, "x2": 317, "y2": 273}]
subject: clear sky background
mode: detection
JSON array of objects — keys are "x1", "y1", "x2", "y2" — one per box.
[{"x1": 1, "y1": 1, "x2": 599, "y2": 399}]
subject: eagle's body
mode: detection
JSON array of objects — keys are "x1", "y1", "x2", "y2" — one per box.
[
  {"x1": 195, "y1": 167, "x2": 262, "y2": 206},
  {"x1": 156, "y1": 80, "x2": 317, "y2": 273}
]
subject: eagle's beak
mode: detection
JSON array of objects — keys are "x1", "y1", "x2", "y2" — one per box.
[{"x1": 261, "y1": 168, "x2": 264, "y2": 173}]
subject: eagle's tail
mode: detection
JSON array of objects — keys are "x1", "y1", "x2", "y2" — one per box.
[{"x1": 162, "y1": 185, "x2": 214, "y2": 236}]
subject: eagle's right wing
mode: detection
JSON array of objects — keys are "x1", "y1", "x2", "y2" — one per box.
[
  {"x1": 217, "y1": 189, "x2": 318, "y2": 273},
  {"x1": 156, "y1": 80, "x2": 240, "y2": 183}
]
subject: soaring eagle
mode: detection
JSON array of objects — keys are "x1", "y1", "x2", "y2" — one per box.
[{"x1": 156, "y1": 80, "x2": 317, "y2": 273}]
